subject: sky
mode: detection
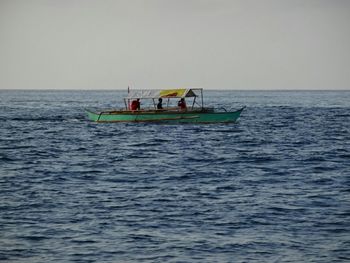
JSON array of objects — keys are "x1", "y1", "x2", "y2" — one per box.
[{"x1": 0, "y1": 0, "x2": 349, "y2": 90}]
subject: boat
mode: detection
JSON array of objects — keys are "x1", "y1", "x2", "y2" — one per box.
[{"x1": 86, "y1": 88, "x2": 245, "y2": 123}]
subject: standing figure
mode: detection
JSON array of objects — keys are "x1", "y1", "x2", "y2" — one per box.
[
  {"x1": 177, "y1": 98, "x2": 187, "y2": 110},
  {"x1": 157, "y1": 98, "x2": 163, "y2": 109},
  {"x1": 130, "y1": 98, "x2": 140, "y2": 111}
]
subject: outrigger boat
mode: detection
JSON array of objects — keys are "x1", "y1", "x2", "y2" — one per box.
[{"x1": 86, "y1": 88, "x2": 245, "y2": 123}]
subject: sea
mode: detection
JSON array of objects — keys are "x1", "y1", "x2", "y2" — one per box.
[{"x1": 0, "y1": 90, "x2": 349, "y2": 263}]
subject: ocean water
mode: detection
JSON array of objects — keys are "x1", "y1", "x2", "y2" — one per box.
[{"x1": 0, "y1": 90, "x2": 349, "y2": 263}]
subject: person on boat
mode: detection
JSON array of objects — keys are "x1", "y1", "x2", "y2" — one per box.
[
  {"x1": 157, "y1": 98, "x2": 163, "y2": 109},
  {"x1": 177, "y1": 98, "x2": 187, "y2": 110},
  {"x1": 130, "y1": 98, "x2": 140, "y2": 111}
]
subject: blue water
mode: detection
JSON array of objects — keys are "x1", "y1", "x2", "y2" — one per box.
[{"x1": 0, "y1": 90, "x2": 349, "y2": 262}]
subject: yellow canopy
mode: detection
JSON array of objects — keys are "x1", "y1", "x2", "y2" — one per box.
[{"x1": 126, "y1": 88, "x2": 200, "y2": 99}]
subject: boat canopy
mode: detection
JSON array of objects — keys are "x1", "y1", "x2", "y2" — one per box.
[{"x1": 125, "y1": 88, "x2": 201, "y2": 99}]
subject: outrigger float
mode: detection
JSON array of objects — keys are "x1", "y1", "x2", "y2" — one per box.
[{"x1": 86, "y1": 88, "x2": 245, "y2": 123}]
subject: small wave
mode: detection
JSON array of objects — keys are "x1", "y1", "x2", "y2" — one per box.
[
  {"x1": 71, "y1": 239, "x2": 97, "y2": 244},
  {"x1": 0, "y1": 156, "x2": 16, "y2": 162},
  {"x1": 19, "y1": 235, "x2": 49, "y2": 241},
  {"x1": 9, "y1": 117, "x2": 64, "y2": 122},
  {"x1": 5, "y1": 114, "x2": 86, "y2": 122}
]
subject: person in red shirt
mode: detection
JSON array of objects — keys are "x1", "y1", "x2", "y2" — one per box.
[
  {"x1": 130, "y1": 99, "x2": 140, "y2": 111},
  {"x1": 177, "y1": 98, "x2": 187, "y2": 110}
]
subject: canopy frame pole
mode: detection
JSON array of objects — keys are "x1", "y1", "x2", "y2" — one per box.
[
  {"x1": 124, "y1": 98, "x2": 128, "y2": 110},
  {"x1": 201, "y1": 89, "x2": 204, "y2": 109},
  {"x1": 192, "y1": 96, "x2": 196, "y2": 110}
]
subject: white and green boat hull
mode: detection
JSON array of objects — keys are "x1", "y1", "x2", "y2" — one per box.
[{"x1": 86, "y1": 107, "x2": 245, "y2": 123}]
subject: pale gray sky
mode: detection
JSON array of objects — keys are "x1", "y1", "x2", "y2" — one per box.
[{"x1": 0, "y1": 0, "x2": 349, "y2": 90}]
